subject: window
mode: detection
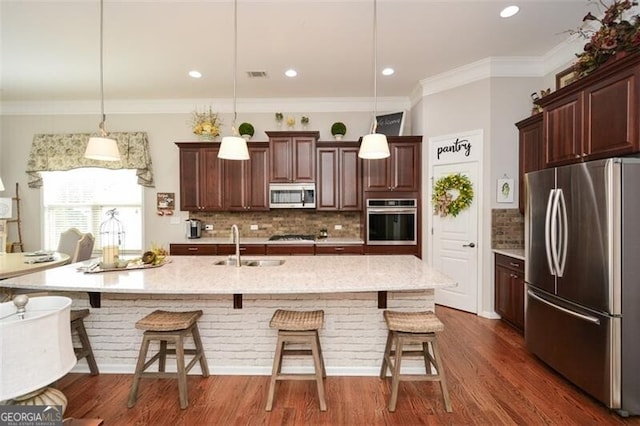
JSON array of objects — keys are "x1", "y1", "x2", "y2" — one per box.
[{"x1": 42, "y1": 168, "x2": 142, "y2": 254}]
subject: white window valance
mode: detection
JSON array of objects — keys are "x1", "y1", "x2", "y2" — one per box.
[{"x1": 26, "y1": 132, "x2": 154, "y2": 188}]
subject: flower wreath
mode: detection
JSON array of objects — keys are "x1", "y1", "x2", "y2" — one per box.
[{"x1": 432, "y1": 173, "x2": 474, "y2": 217}]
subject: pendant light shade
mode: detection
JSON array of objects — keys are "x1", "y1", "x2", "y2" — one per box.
[
  {"x1": 360, "y1": 133, "x2": 390, "y2": 159},
  {"x1": 84, "y1": 0, "x2": 120, "y2": 162},
  {"x1": 359, "y1": 0, "x2": 390, "y2": 160},
  {"x1": 218, "y1": 0, "x2": 249, "y2": 161},
  {"x1": 219, "y1": 135, "x2": 250, "y2": 160},
  {"x1": 0, "y1": 178, "x2": 4, "y2": 192}
]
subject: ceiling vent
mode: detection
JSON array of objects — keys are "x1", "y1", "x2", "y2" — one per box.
[{"x1": 246, "y1": 71, "x2": 268, "y2": 78}]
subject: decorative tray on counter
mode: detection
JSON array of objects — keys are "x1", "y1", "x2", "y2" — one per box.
[{"x1": 78, "y1": 258, "x2": 171, "y2": 274}]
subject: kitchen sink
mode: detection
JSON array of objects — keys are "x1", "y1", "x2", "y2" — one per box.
[{"x1": 213, "y1": 258, "x2": 285, "y2": 267}]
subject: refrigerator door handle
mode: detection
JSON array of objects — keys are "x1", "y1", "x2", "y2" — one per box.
[
  {"x1": 556, "y1": 188, "x2": 568, "y2": 277},
  {"x1": 550, "y1": 189, "x2": 562, "y2": 276},
  {"x1": 545, "y1": 189, "x2": 557, "y2": 275},
  {"x1": 528, "y1": 290, "x2": 601, "y2": 325}
]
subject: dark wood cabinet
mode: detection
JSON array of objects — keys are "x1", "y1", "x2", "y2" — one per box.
[
  {"x1": 217, "y1": 244, "x2": 267, "y2": 256},
  {"x1": 224, "y1": 143, "x2": 269, "y2": 211},
  {"x1": 539, "y1": 51, "x2": 640, "y2": 168},
  {"x1": 516, "y1": 114, "x2": 543, "y2": 214},
  {"x1": 266, "y1": 131, "x2": 318, "y2": 183},
  {"x1": 176, "y1": 143, "x2": 224, "y2": 211},
  {"x1": 265, "y1": 245, "x2": 315, "y2": 255},
  {"x1": 494, "y1": 253, "x2": 524, "y2": 332},
  {"x1": 169, "y1": 244, "x2": 217, "y2": 256},
  {"x1": 363, "y1": 136, "x2": 421, "y2": 192},
  {"x1": 316, "y1": 142, "x2": 361, "y2": 211},
  {"x1": 315, "y1": 244, "x2": 364, "y2": 255}
]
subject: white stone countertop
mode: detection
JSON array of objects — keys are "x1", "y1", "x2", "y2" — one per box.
[
  {"x1": 1, "y1": 255, "x2": 456, "y2": 295},
  {"x1": 493, "y1": 248, "x2": 525, "y2": 261},
  {"x1": 173, "y1": 237, "x2": 365, "y2": 245}
]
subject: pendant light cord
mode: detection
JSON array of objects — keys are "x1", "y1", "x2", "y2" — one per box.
[
  {"x1": 372, "y1": 0, "x2": 378, "y2": 134},
  {"x1": 232, "y1": 0, "x2": 238, "y2": 135},
  {"x1": 99, "y1": 0, "x2": 107, "y2": 136}
]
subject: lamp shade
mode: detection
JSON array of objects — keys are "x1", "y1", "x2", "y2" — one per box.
[
  {"x1": 359, "y1": 133, "x2": 390, "y2": 159},
  {"x1": 0, "y1": 296, "x2": 76, "y2": 401},
  {"x1": 219, "y1": 135, "x2": 250, "y2": 160},
  {"x1": 0, "y1": 177, "x2": 4, "y2": 191},
  {"x1": 85, "y1": 136, "x2": 120, "y2": 161}
]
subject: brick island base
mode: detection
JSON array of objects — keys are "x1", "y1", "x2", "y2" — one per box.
[{"x1": 66, "y1": 290, "x2": 435, "y2": 376}]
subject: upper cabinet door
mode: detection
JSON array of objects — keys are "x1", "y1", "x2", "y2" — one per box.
[
  {"x1": 584, "y1": 68, "x2": 639, "y2": 161},
  {"x1": 544, "y1": 92, "x2": 583, "y2": 168},
  {"x1": 517, "y1": 113, "x2": 543, "y2": 214},
  {"x1": 363, "y1": 137, "x2": 421, "y2": 192},
  {"x1": 177, "y1": 144, "x2": 223, "y2": 211},
  {"x1": 292, "y1": 137, "x2": 316, "y2": 182},
  {"x1": 339, "y1": 147, "x2": 362, "y2": 210},
  {"x1": 267, "y1": 131, "x2": 319, "y2": 183},
  {"x1": 269, "y1": 137, "x2": 292, "y2": 182},
  {"x1": 224, "y1": 144, "x2": 269, "y2": 211},
  {"x1": 390, "y1": 142, "x2": 420, "y2": 191}
]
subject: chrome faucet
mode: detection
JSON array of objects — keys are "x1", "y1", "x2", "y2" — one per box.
[{"x1": 231, "y1": 224, "x2": 241, "y2": 267}]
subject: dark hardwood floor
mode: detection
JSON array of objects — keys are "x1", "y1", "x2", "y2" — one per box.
[{"x1": 58, "y1": 306, "x2": 640, "y2": 425}]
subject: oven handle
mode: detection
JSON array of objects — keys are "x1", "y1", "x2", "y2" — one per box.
[{"x1": 367, "y1": 208, "x2": 417, "y2": 214}]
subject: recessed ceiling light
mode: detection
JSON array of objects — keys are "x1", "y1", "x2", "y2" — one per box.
[
  {"x1": 382, "y1": 67, "x2": 395, "y2": 76},
  {"x1": 189, "y1": 70, "x2": 202, "y2": 78},
  {"x1": 285, "y1": 69, "x2": 298, "y2": 78},
  {"x1": 500, "y1": 5, "x2": 519, "y2": 18}
]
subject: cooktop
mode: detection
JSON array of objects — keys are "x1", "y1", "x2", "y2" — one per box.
[{"x1": 268, "y1": 234, "x2": 316, "y2": 241}]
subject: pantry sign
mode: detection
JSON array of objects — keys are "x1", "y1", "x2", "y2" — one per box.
[{"x1": 429, "y1": 129, "x2": 482, "y2": 164}]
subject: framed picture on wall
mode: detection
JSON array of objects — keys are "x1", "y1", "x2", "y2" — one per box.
[
  {"x1": 375, "y1": 111, "x2": 405, "y2": 136},
  {"x1": 497, "y1": 178, "x2": 514, "y2": 203},
  {"x1": 556, "y1": 66, "x2": 578, "y2": 89}
]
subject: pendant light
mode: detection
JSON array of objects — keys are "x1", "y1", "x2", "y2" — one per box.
[
  {"x1": 85, "y1": 0, "x2": 120, "y2": 162},
  {"x1": 358, "y1": 0, "x2": 390, "y2": 160},
  {"x1": 218, "y1": 0, "x2": 250, "y2": 160}
]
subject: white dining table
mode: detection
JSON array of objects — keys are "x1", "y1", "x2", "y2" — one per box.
[{"x1": 0, "y1": 252, "x2": 70, "y2": 280}]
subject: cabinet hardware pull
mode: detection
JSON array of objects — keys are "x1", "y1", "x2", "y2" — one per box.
[
  {"x1": 188, "y1": 247, "x2": 198, "y2": 251},
  {"x1": 334, "y1": 247, "x2": 344, "y2": 251},
  {"x1": 509, "y1": 262, "x2": 520, "y2": 267}
]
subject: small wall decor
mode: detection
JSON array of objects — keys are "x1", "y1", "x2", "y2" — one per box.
[
  {"x1": 497, "y1": 175, "x2": 514, "y2": 203},
  {"x1": 530, "y1": 88, "x2": 551, "y2": 115},
  {"x1": 375, "y1": 111, "x2": 405, "y2": 136},
  {"x1": 556, "y1": 66, "x2": 578, "y2": 89},
  {"x1": 0, "y1": 198, "x2": 11, "y2": 219},
  {"x1": 432, "y1": 173, "x2": 474, "y2": 217},
  {"x1": 156, "y1": 192, "x2": 175, "y2": 216}
]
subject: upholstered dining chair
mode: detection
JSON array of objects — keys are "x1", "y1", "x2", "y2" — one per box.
[
  {"x1": 72, "y1": 233, "x2": 95, "y2": 263},
  {"x1": 57, "y1": 228, "x2": 84, "y2": 259}
]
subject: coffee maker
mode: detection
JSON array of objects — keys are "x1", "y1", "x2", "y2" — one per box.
[{"x1": 186, "y1": 219, "x2": 202, "y2": 239}]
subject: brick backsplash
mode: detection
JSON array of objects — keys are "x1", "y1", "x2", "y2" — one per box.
[
  {"x1": 190, "y1": 210, "x2": 363, "y2": 239},
  {"x1": 492, "y1": 208, "x2": 524, "y2": 248}
]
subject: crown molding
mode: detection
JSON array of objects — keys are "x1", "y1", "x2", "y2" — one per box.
[{"x1": 0, "y1": 96, "x2": 411, "y2": 116}]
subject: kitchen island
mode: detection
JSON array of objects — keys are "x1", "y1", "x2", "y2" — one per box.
[{"x1": 1, "y1": 255, "x2": 455, "y2": 376}]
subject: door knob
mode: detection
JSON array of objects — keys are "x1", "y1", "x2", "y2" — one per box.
[{"x1": 463, "y1": 242, "x2": 475, "y2": 248}]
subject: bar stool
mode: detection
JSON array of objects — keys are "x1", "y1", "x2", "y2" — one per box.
[
  {"x1": 127, "y1": 310, "x2": 209, "y2": 410},
  {"x1": 266, "y1": 309, "x2": 327, "y2": 412},
  {"x1": 70, "y1": 309, "x2": 99, "y2": 375},
  {"x1": 380, "y1": 310, "x2": 452, "y2": 413}
]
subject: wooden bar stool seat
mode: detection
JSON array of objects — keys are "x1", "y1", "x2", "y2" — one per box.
[
  {"x1": 70, "y1": 309, "x2": 99, "y2": 375},
  {"x1": 127, "y1": 310, "x2": 209, "y2": 410},
  {"x1": 266, "y1": 309, "x2": 327, "y2": 412},
  {"x1": 380, "y1": 310, "x2": 452, "y2": 413}
]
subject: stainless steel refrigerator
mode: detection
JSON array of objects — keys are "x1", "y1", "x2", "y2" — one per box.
[{"x1": 525, "y1": 157, "x2": 640, "y2": 416}]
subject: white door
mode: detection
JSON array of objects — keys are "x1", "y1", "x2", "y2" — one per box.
[{"x1": 431, "y1": 162, "x2": 479, "y2": 313}]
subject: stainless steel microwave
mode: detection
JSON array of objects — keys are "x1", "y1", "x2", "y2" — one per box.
[{"x1": 269, "y1": 183, "x2": 316, "y2": 209}]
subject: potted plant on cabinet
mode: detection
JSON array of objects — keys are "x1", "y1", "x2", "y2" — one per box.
[
  {"x1": 331, "y1": 122, "x2": 347, "y2": 140},
  {"x1": 238, "y1": 122, "x2": 255, "y2": 140}
]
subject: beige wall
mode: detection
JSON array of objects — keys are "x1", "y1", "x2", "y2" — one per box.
[{"x1": 0, "y1": 110, "x2": 374, "y2": 251}]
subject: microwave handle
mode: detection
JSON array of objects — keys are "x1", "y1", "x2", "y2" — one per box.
[{"x1": 301, "y1": 189, "x2": 305, "y2": 206}]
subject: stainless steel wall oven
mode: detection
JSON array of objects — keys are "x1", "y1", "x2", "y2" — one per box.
[{"x1": 366, "y1": 199, "x2": 417, "y2": 245}]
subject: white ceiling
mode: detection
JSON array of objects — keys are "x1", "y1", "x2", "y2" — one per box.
[{"x1": 1, "y1": 0, "x2": 594, "y2": 103}]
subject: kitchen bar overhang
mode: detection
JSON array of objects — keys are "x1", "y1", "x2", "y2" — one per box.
[{"x1": 1, "y1": 255, "x2": 456, "y2": 309}]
